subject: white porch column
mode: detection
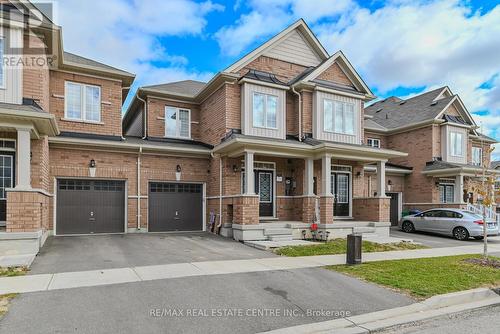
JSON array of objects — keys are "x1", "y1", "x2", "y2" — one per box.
[
  {"x1": 304, "y1": 158, "x2": 314, "y2": 196},
  {"x1": 455, "y1": 174, "x2": 464, "y2": 203},
  {"x1": 244, "y1": 151, "x2": 255, "y2": 195},
  {"x1": 16, "y1": 128, "x2": 31, "y2": 190},
  {"x1": 321, "y1": 154, "x2": 332, "y2": 196},
  {"x1": 377, "y1": 160, "x2": 386, "y2": 197}
]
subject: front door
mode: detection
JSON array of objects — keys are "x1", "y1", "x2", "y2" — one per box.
[
  {"x1": 332, "y1": 172, "x2": 350, "y2": 217},
  {"x1": 256, "y1": 170, "x2": 274, "y2": 217},
  {"x1": 0, "y1": 154, "x2": 14, "y2": 224},
  {"x1": 388, "y1": 193, "x2": 400, "y2": 226}
]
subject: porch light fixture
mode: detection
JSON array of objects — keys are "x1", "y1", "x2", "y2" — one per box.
[
  {"x1": 232, "y1": 164, "x2": 238, "y2": 173},
  {"x1": 176, "y1": 165, "x2": 182, "y2": 181},
  {"x1": 89, "y1": 159, "x2": 96, "y2": 178}
]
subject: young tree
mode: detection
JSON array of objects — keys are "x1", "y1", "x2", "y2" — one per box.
[{"x1": 473, "y1": 145, "x2": 499, "y2": 259}]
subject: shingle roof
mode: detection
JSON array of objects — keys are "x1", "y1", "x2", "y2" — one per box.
[
  {"x1": 491, "y1": 161, "x2": 500, "y2": 169},
  {"x1": 142, "y1": 80, "x2": 207, "y2": 97},
  {"x1": 63, "y1": 52, "x2": 134, "y2": 77},
  {"x1": 364, "y1": 118, "x2": 388, "y2": 131},
  {"x1": 365, "y1": 87, "x2": 456, "y2": 130},
  {"x1": 423, "y1": 160, "x2": 488, "y2": 172}
]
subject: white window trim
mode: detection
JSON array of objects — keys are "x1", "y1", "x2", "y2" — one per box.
[
  {"x1": 252, "y1": 92, "x2": 278, "y2": 130},
  {"x1": 449, "y1": 131, "x2": 464, "y2": 157},
  {"x1": 367, "y1": 138, "x2": 380, "y2": 148},
  {"x1": 323, "y1": 98, "x2": 355, "y2": 135},
  {"x1": 472, "y1": 147, "x2": 482, "y2": 166},
  {"x1": 0, "y1": 154, "x2": 13, "y2": 200},
  {"x1": 0, "y1": 36, "x2": 5, "y2": 90},
  {"x1": 64, "y1": 81, "x2": 102, "y2": 123},
  {"x1": 439, "y1": 183, "x2": 455, "y2": 203},
  {"x1": 164, "y1": 106, "x2": 191, "y2": 139}
]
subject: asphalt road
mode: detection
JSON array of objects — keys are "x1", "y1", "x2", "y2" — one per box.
[
  {"x1": 0, "y1": 268, "x2": 413, "y2": 334},
  {"x1": 381, "y1": 304, "x2": 500, "y2": 334}
]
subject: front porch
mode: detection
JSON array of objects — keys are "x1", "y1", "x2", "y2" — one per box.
[{"x1": 211, "y1": 135, "x2": 407, "y2": 241}]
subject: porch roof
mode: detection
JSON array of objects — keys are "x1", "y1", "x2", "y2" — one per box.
[
  {"x1": 364, "y1": 162, "x2": 413, "y2": 175},
  {"x1": 422, "y1": 160, "x2": 500, "y2": 177},
  {"x1": 0, "y1": 102, "x2": 59, "y2": 138},
  {"x1": 213, "y1": 134, "x2": 407, "y2": 161}
]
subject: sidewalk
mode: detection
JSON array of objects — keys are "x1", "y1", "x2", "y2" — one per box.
[{"x1": 1, "y1": 243, "x2": 499, "y2": 295}]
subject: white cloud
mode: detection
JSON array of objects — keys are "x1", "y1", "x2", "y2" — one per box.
[
  {"x1": 214, "y1": 0, "x2": 354, "y2": 56},
  {"x1": 51, "y1": 0, "x2": 221, "y2": 98}
]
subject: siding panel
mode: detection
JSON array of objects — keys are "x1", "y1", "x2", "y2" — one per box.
[{"x1": 264, "y1": 30, "x2": 322, "y2": 67}]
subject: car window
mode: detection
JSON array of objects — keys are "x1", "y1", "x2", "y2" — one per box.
[
  {"x1": 440, "y1": 211, "x2": 462, "y2": 218},
  {"x1": 423, "y1": 210, "x2": 441, "y2": 217}
]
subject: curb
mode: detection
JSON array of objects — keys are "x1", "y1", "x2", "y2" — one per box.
[{"x1": 258, "y1": 288, "x2": 500, "y2": 334}]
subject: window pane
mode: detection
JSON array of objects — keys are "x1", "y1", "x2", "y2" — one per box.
[
  {"x1": 446, "y1": 185, "x2": 454, "y2": 202},
  {"x1": 266, "y1": 95, "x2": 277, "y2": 128},
  {"x1": 344, "y1": 103, "x2": 355, "y2": 135},
  {"x1": 85, "y1": 86, "x2": 100, "y2": 122},
  {"x1": 334, "y1": 102, "x2": 344, "y2": 133},
  {"x1": 253, "y1": 93, "x2": 265, "y2": 127},
  {"x1": 165, "y1": 107, "x2": 177, "y2": 136},
  {"x1": 456, "y1": 133, "x2": 463, "y2": 156},
  {"x1": 179, "y1": 109, "x2": 190, "y2": 138},
  {"x1": 66, "y1": 83, "x2": 82, "y2": 119},
  {"x1": 324, "y1": 100, "x2": 333, "y2": 132}
]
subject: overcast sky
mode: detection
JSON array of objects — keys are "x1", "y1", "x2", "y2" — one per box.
[{"x1": 48, "y1": 0, "x2": 500, "y2": 158}]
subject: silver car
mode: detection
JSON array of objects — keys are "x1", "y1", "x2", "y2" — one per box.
[{"x1": 399, "y1": 208, "x2": 500, "y2": 241}]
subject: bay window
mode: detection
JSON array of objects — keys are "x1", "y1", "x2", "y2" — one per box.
[
  {"x1": 323, "y1": 99, "x2": 355, "y2": 135},
  {"x1": 252, "y1": 92, "x2": 277, "y2": 129},
  {"x1": 165, "y1": 106, "x2": 191, "y2": 139},
  {"x1": 472, "y1": 147, "x2": 482, "y2": 166},
  {"x1": 65, "y1": 82, "x2": 101, "y2": 122},
  {"x1": 449, "y1": 131, "x2": 464, "y2": 157}
]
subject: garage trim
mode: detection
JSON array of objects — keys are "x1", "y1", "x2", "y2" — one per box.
[
  {"x1": 53, "y1": 177, "x2": 128, "y2": 236},
  {"x1": 146, "y1": 180, "x2": 206, "y2": 233}
]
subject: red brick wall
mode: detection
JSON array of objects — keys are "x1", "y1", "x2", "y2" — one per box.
[
  {"x1": 23, "y1": 32, "x2": 50, "y2": 111},
  {"x1": 239, "y1": 56, "x2": 308, "y2": 82},
  {"x1": 353, "y1": 197, "x2": 390, "y2": 222},
  {"x1": 316, "y1": 62, "x2": 354, "y2": 87},
  {"x1": 200, "y1": 85, "x2": 228, "y2": 146},
  {"x1": 49, "y1": 71, "x2": 123, "y2": 136}
]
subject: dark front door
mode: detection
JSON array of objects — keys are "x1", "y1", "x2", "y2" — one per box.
[
  {"x1": 388, "y1": 193, "x2": 399, "y2": 226},
  {"x1": 332, "y1": 172, "x2": 350, "y2": 217},
  {"x1": 148, "y1": 183, "x2": 203, "y2": 232},
  {"x1": 0, "y1": 153, "x2": 14, "y2": 223},
  {"x1": 255, "y1": 170, "x2": 274, "y2": 217},
  {"x1": 57, "y1": 179, "x2": 125, "y2": 235}
]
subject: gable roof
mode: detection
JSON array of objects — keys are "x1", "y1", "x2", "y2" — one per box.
[
  {"x1": 224, "y1": 19, "x2": 329, "y2": 73},
  {"x1": 63, "y1": 52, "x2": 134, "y2": 78},
  {"x1": 141, "y1": 80, "x2": 207, "y2": 98},
  {"x1": 299, "y1": 51, "x2": 375, "y2": 98},
  {"x1": 364, "y1": 87, "x2": 477, "y2": 131}
]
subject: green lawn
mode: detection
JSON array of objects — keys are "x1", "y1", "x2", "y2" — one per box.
[
  {"x1": 329, "y1": 255, "x2": 500, "y2": 298},
  {"x1": 0, "y1": 267, "x2": 27, "y2": 277},
  {"x1": 275, "y1": 239, "x2": 426, "y2": 257}
]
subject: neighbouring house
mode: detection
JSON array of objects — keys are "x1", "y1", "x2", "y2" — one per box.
[
  {"x1": 365, "y1": 87, "x2": 499, "y2": 224},
  {"x1": 492, "y1": 161, "x2": 500, "y2": 213}
]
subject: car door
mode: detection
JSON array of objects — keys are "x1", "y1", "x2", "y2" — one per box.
[
  {"x1": 437, "y1": 211, "x2": 462, "y2": 234},
  {"x1": 419, "y1": 210, "x2": 440, "y2": 232}
]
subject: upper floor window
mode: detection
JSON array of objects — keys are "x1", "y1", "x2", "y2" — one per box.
[
  {"x1": 367, "y1": 138, "x2": 380, "y2": 148},
  {"x1": 472, "y1": 147, "x2": 482, "y2": 166},
  {"x1": 252, "y1": 92, "x2": 277, "y2": 129},
  {"x1": 65, "y1": 82, "x2": 101, "y2": 122},
  {"x1": 0, "y1": 37, "x2": 4, "y2": 88},
  {"x1": 323, "y1": 99, "x2": 355, "y2": 135},
  {"x1": 449, "y1": 131, "x2": 464, "y2": 157},
  {"x1": 165, "y1": 106, "x2": 190, "y2": 139}
]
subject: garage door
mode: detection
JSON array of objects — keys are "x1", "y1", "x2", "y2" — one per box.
[
  {"x1": 148, "y1": 182, "x2": 203, "y2": 232},
  {"x1": 57, "y1": 179, "x2": 125, "y2": 235}
]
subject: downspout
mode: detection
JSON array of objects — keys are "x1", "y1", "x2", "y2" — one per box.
[
  {"x1": 292, "y1": 85, "x2": 302, "y2": 141},
  {"x1": 137, "y1": 146, "x2": 142, "y2": 230},
  {"x1": 218, "y1": 155, "x2": 223, "y2": 229},
  {"x1": 137, "y1": 92, "x2": 147, "y2": 140}
]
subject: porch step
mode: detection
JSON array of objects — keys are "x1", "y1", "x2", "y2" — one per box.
[
  {"x1": 268, "y1": 235, "x2": 294, "y2": 242},
  {"x1": 263, "y1": 228, "x2": 293, "y2": 236}
]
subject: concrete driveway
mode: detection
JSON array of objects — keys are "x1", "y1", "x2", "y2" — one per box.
[{"x1": 30, "y1": 232, "x2": 275, "y2": 274}]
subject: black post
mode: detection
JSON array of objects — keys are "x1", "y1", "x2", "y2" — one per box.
[{"x1": 346, "y1": 234, "x2": 362, "y2": 265}]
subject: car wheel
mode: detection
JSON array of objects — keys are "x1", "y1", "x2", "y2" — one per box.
[
  {"x1": 402, "y1": 221, "x2": 415, "y2": 233},
  {"x1": 473, "y1": 236, "x2": 484, "y2": 240},
  {"x1": 453, "y1": 227, "x2": 470, "y2": 241}
]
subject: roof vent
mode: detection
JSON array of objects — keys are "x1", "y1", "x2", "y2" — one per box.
[
  {"x1": 431, "y1": 101, "x2": 438, "y2": 106},
  {"x1": 399, "y1": 101, "x2": 406, "y2": 105}
]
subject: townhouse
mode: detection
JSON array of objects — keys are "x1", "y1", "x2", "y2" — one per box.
[
  {"x1": 1, "y1": 1, "x2": 497, "y2": 258},
  {"x1": 364, "y1": 88, "x2": 499, "y2": 223}
]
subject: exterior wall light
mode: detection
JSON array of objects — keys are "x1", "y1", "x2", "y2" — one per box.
[
  {"x1": 89, "y1": 159, "x2": 96, "y2": 177},
  {"x1": 176, "y1": 165, "x2": 182, "y2": 181},
  {"x1": 232, "y1": 164, "x2": 238, "y2": 173}
]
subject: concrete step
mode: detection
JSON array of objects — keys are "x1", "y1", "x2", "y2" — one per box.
[
  {"x1": 264, "y1": 228, "x2": 293, "y2": 236},
  {"x1": 268, "y1": 235, "x2": 294, "y2": 242}
]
